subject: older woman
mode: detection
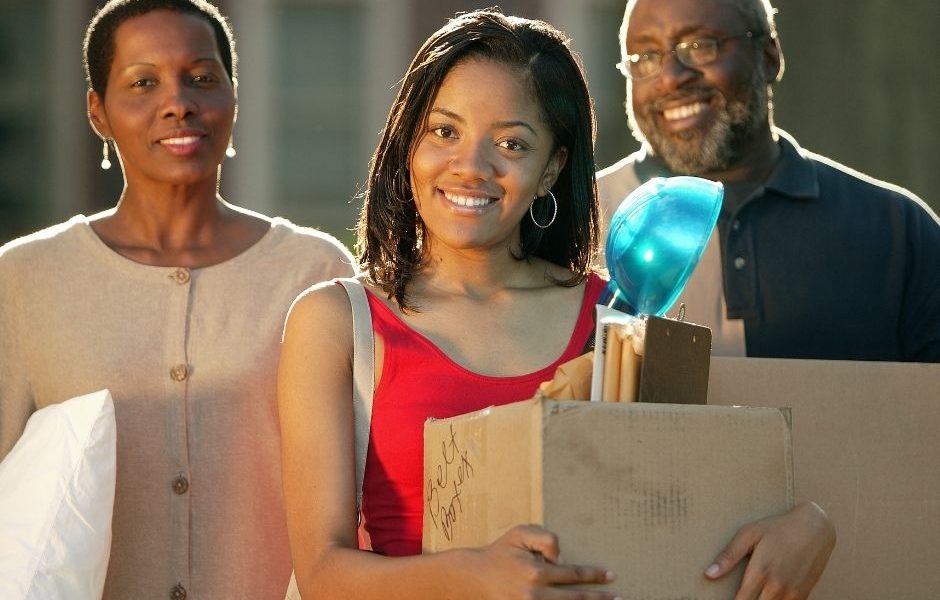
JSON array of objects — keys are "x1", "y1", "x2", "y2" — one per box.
[{"x1": 0, "y1": 0, "x2": 353, "y2": 597}]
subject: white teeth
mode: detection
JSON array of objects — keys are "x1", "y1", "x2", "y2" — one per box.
[
  {"x1": 663, "y1": 102, "x2": 707, "y2": 121},
  {"x1": 444, "y1": 192, "x2": 496, "y2": 208},
  {"x1": 160, "y1": 136, "x2": 201, "y2": 145}
]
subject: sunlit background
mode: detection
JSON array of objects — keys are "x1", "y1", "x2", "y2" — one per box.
[{"x1": 2, "y1": 0, "x2": 936, "y2": 250}]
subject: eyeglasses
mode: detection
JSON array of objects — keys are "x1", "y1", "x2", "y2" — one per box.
[{"x1": 616, "y1": 32, "x2": 763, "y2": 80}]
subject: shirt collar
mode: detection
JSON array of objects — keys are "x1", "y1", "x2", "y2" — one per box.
[
  {"x1": 633, "y1": 127, "x2": 820, "y2": 202},
  {"x1": 764, "y1": 128, "x2": 819, "y2": 201}
]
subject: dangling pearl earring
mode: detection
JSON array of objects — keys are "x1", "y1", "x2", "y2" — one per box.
[
  {"x1": 100, "y1": 138, "x2": 112, "y2": 170},
  {"x1": 225, "y1": 136, "x2": 237, "y2": 158}
]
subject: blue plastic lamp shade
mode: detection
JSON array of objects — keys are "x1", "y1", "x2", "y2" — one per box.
[{"x1": 604, "y1": 176, "x2": 723, "y2": 316}]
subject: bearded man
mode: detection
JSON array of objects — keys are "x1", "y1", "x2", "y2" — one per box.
[{"x1": 598, "y1": 0, "x2": 940, "y2": 361}]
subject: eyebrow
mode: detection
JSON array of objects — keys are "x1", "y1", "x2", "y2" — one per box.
[
  {"x1": 429, "y1": 107, "x2": 539, "y2": 137},
  {"x1": 629, "y1": 25, "x2": 714, "y2": 47},
  {"x1": 119, "y1": 57, "x2": 223, "y2": 70}
]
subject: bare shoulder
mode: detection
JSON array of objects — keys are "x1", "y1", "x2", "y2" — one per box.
[
  {"x1": 279, "y1": 280, "x2": 355, "y2": 413},
  {"x1": 285, "y1": 279, "x2": 354, "y2": 340}
]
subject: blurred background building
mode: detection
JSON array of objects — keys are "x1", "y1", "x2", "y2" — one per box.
[{"x1": 1, "y1": 0, "x2": 936, "y2": 249}]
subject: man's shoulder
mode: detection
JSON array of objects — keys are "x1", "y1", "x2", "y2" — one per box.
[
  {"x1": 773, "y1": 130, "x2": 936, "y2": 223},
  {"x1": 597, "y1": 150, "x2": 646, "y2": 215},
  {"x1": 801, "y1": 148, "x2": 937, "y2": 223},
  {"x1": 597, "y1": 150, "x2": 644, "y2": 184}
]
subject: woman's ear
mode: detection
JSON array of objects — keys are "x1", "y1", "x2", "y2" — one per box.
[
  {"x1": 87, "y1": 89, "x2": 111, "y2": 139},
  {"x1": 538, "y1": 146, "x2": 568, "y2": 196}
]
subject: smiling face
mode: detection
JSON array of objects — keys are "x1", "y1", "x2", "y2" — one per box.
[
  {"x1": 624, "y1": 0, "x2": 778, "y2": 175},
  {"x1": 87, "y1": 9, "x2": 236, "y2": 189},
  {"x1": 409, "y1": 58, "x2": 567, "y2": 257}
]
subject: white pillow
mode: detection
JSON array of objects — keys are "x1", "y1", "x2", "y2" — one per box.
[{"x1": 0, "y1": 389, "x2": 116, "y2": 600}]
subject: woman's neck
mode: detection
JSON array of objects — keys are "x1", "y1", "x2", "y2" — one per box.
[
  {"x1": 89, "y1": 182, "x2": 269, "y2": 268},
  {"x1": 415, "y1": 243, "x2": 562, "y2": 302}
]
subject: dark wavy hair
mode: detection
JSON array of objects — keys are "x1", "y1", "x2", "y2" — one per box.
[
  {"x1": 357, "y1": 8, "x2": 598, "y2": 310},
  {"x1": 83, "y1": 0, "x2": 237, "y2": 98}
]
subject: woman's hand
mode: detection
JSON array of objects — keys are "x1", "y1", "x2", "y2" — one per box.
[
  {"x1": 464, "y1": 524, "x2": 621, "y2": 600},
  {"x1": 705, "y1": 501, "x2": 836, "y2": 600}
]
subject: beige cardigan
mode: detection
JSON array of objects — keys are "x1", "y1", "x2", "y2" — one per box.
[{"x1": 0, "y1": 215, "x2": 354, "y2": 599}]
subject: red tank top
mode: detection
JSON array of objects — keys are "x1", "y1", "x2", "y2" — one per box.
[{"x1": 361, "y1": 273, "x2": 605, "y2": 556}]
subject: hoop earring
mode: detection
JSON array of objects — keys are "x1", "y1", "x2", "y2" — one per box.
[
  {"x1": 100, "y1": 138, "x2": 112, "y2": 170},
  {"x1": 225, "y1": 135, "x2": 237, "y2": 158},
  {"x1": 529, "y1": 190, "x2": 558, "y2": 229}
]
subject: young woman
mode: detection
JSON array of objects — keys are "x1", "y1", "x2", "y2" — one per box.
[
  {"x1": 279, "y1": 9, "x2": 833, "y2": 600},
  {"x1": 0, "y1": 1, "x2": 353, "y2": 597},
  {"x1": 279, "y1": 9, "x2": 613, "y2": 599}
]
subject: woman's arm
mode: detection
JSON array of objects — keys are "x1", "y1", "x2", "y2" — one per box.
[
  {"x1": 704, "y1": 501, "x2": 836, "y2": 600},
  {"x1": 277, "y1": 282, "x2": 620, "y2": 600}
]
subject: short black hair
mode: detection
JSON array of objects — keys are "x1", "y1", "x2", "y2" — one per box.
[
  {"x1": 83, "y1": 0, "x2": 237, "y2": 98},
  {"x1": 358, "y1": 8, "x2": 598, "y2": 310}
]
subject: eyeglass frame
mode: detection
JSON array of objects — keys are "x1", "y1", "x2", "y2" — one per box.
[{"x1": 615, "y1": 31, "x2": 766, "y2": 80}]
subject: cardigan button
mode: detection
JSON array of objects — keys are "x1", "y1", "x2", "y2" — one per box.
[
  {"x1": 171, "y1": 268, "x2": 191, "y2": 285},
  {"x1": 170, "y1": 364, "x2": 189, "y2": 382},
  {"x1": 733, "y1": 256, "x2": 747, "y2": 270},
  {"x1": 172, "y1": 474, "x2": 189, "y2": 495},
  {"x1": 170, "y1": 583, "x2": 187, "y2": 600}
]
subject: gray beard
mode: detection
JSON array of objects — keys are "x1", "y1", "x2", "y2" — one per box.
[{"x1": 627, "y1": 81, "x2": 769, "y2": 175}]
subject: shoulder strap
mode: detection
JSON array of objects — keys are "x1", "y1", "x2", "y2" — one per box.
[
  {"x1": 284, "y1": 279, "x2": 374, "y2": 600},
  {"x1": 337, "y1": 278, "x2": 374, "y2": 511}
]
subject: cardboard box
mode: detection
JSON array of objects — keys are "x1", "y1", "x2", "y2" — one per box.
[
  {"x1": 423, "y1": 400, "x2": 793, "y2": 599},
  {"x1": 708, "y1": 357, "x2": 940, "y2": 600}
]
